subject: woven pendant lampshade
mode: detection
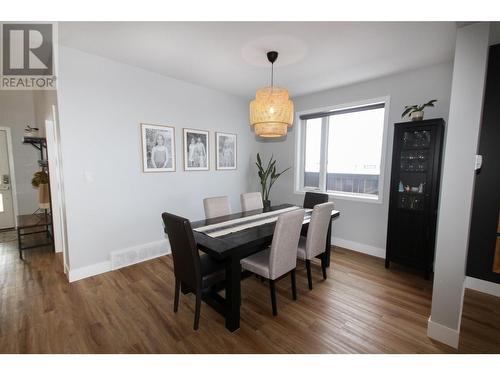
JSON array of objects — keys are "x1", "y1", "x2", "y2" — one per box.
[{"x1": 249, "y1": 51, "x2": 294, "y2": 138}]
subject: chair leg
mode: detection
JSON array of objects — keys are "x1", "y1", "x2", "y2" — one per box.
[
  {"x1": 194, "y1": 292, "x2": 201, "y2": 330},
  {"x1": 306, "y1": 260, "x2": 313, "y2": 290},
  {"x1": 174, "y1": 278, "x2": 180, "y2": 313},
  {"x1": 291, "y1": 270, "x2": 297, "y2": 300},
  {"x1": 269, "y1": 279, "x2": 277, "y2": 316},
  {"x1": 321, "y1": 254, "x2": 327, "y2": 280}
]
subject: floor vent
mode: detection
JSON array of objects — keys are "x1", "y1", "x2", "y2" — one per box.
[{"x1": 110, "y1": 239, "x2": 170, "y2": 270}]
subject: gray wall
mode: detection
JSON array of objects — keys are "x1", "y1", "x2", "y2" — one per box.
[
  {"x1": 257, "y1": 62, "x2": 454, "y2": 255},
  {"x1": 428, "y1": 23, "x2": 491, "y2": 346},
  {"x1": 0, "y1": 91, "x2": 42, "y2": 215},
  {"x1": 57, "y1": 46, "x2": 256, "y2": 270}
]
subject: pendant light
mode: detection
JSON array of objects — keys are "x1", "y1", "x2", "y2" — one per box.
[{"x1": 249, "y1": 51, "x2": 294, "y2": 138}]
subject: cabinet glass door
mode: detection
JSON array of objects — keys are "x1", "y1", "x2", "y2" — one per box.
[{"x1": 396, "y1": 129, "x2": 434, "y2": 212}]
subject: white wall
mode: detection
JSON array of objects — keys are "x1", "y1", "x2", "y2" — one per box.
[
  {"x1": 427, "y1": 23, "x2": 490, "y2": 349},
  {"x1": 257, "y1": 62, "x2": 454, "y2": 256},
  {"x1": 57, "y1": 46, "x2": 254, "y2": 274},
  {"x1": 0, "y1": 91, "x2": 42, "y2": 215}
]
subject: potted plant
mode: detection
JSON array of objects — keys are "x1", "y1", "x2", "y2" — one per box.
[
  {"x1": 32, "y1": 170, "x2": 50, "y2": 209},
  {"x1": 401, "y1": 99, "x2": 437, "y2": 121},
  {"x1": 256, "y1": 153, "x2": 290, "y2": 209}
]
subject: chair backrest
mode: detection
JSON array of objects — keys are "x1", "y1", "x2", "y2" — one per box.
[
  {"x1": 303, "y1": 192, "x2": 329, "y2": 209},
  {"x1": 203, "y1": 196, "x2": 231, "y2": 219},
  {"x1": 305, "y1": 202, "x2": 335, "y2": 259},
  {"x1": 240, "y1": 192, "x2": 264, "y2": 212},
  {"x1": 161, "y1": 212, "x2": 201, "y2": 291},
  {"x1": 268, "y1": 209, "x2": 305, "y2": 280}
]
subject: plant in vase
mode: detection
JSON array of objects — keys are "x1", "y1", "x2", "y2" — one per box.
[
  {"x1": 255, "y1": 153, "x2": 290, "y2": 209},
  {"x1": 401, "y1": 99, "x2": 437, "y2": 121},
  {"x1": 32, "y1": 170, "x2": 50, "y2": 209}
]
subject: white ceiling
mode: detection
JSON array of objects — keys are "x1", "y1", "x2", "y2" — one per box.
[{"x1": 59, "y1": 22, "x2": 458, "y2": 99}]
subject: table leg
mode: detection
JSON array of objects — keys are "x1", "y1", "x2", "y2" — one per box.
[{"x1": 225, "y1": 256, "x2": 241, "y2": 332}]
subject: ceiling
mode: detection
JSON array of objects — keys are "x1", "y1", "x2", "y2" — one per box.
[{"x1": 59, "y1": 22, "x2": 458, "y2": 98}]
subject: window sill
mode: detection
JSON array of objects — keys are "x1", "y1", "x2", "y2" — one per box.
[{"x1": 294, "y1": 189, "x2": 383, "y2": 204}]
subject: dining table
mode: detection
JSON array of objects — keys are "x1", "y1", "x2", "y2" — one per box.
[{"x1": 191, "y1": 203, "x2": 340, "y2": 332}]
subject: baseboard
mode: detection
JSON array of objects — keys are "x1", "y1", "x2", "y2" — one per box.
[
  {"x1": 427, "y1": 316, "x2": 460, "y2": 349},
  {"x1": 68, "y1": 260, "x2": 112, "y2": 282},
  {"x1": 465, "y1": 276, "x2": 500, "y2": 297},
  {"x1": 68, "y1": 239, "x2": 171, "y2": 283},
  {"x1": 332, "y1": 236, "x2": 386, "y2": 259}
]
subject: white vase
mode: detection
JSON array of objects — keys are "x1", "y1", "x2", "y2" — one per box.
[
  {"x1": 410, "y1": 111, "x2": 424, "y2": 121},
  {"x1": 38, "y1": 183, "x2": 50, "y2": 209}
]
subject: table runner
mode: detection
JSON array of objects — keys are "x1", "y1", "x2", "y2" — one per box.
[{"x1": 194, "y1": 206, "x2": 313, "y2": 238}]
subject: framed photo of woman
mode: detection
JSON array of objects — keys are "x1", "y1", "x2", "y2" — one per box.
[
  {"x1": 183, "y1": 128, "x2": 209, "y2": 171},
  {"x1": 216, "y1": 132, "x2": 237, "y2": 170},
  {"x1": 141, "y1": 123, "x2": 176, "y2": 172}
]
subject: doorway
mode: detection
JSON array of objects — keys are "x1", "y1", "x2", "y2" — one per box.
[{"x1": 0, "y1": 128, "x2": 17, "y2": 230}]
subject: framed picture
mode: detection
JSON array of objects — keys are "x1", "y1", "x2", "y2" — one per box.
[
  {"x1": 183, "y1": 128, "x2": 209, "y2": 171},
  {"x1": 141, "y1": 123, "x2": 176, "y2": 172},
  {"x1": 216, "y1": 132, "x2": 237, "y2": 170}
]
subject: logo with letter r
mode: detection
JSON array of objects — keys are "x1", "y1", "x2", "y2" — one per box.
[{"x1": 2, "y1": 23, "x2": 53, "y2": 75}]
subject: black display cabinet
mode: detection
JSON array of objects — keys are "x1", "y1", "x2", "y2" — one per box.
[{"x1": 385, "y1": 118, "x2": 445, "y2": 278}]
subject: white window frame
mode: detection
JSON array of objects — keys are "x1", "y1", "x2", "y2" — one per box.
[{"x1": 294, "y1": 96, "x2": 391, "y2": 204}]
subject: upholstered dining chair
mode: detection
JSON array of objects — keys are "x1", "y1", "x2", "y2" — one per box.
[
  {"x1": 240, "y1": 192, "x2": 264, "y2": 212},
  {"x1": 162, "y1": 212, "x2": 225, "y2": 330},
  {"x1": 240, "y1": 209, "x2": 305, "y2": 316},
  {"x1": 303, "y1": 191, "x2": 329, "y2": 209},
  {"x1": 203, "y1": 196, "x2": 231, "y2": 219},
  {"x1": 297, "y1": 202, "x2": 335, "y2": 290},
  {"x1": 301, "y1": 192, "x2": 329, "y2": 237}
]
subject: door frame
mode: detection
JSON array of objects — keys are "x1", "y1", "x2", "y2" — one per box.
[
  {"x1": 44, "y1": 104, "x2": 69, "y2": 273},
  {"x1": 0, "y1": 126, "x2": 19, "y2": 228}
]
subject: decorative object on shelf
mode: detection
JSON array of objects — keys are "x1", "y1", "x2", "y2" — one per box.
[
  {"x1": 141, "y1": 123, "x2": 175, "y2": 173},
  {"x1": 31, "y1": 170, "x2": 50, "y2": 209},
  {"x1": 255, "y1": 153, "x2": 290, "y2": 209},
  {"x1": 401, "y1": 100, "x2": 437, "y2": 121},
  {"x1": 183, "y1": 128, "x2": 209, "y2": 171},
  {"x1": 398, "y1": 181, "x2": 404, "y2": 192},
  {"x1": 216, "y1": 132, "x2": 237, "y2": 170},
  {"x1": 24, "y1": 125, "x2": 40, "y2": 138},
  {"x1": 404, "y1": 185, "x2": 410, "y2": 192},
  {"x1": 250, "y1": 51, "x2": 294, "y2": 138},
  {"x1": 418, "y1": 182, "x2": 425, "y2": 193}
]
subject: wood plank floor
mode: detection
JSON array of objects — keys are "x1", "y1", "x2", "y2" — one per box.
[{"x1": 1, "y1": 232, "x2": 499, "y2": 353}]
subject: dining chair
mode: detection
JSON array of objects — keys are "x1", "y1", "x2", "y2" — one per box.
[
  {"x1": 301, "y1": 192, "x2": 329, "y2": 237},
  {"x1": 297, "y1": 202, "x2": 334, "y2": 290},
  {"x1": 240, "y1": 209, "x2": 305, "y2": 316},
  {"x1": 161, "y1": 212, "x2": 225, "y2": 330},
  {"x1": 303, "y1": 191, "x2": 329, "y2": 209},
  {"x1": 240, "y1": 192, "x2": 264, "y2": 212},
  {"x1": 203, "y1": 196, "x2": 231, "y2": 219}
]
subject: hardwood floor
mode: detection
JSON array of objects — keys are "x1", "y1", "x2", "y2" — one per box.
[{"x1": 1, "y1": 233, "x2": 499, "y2": 353}]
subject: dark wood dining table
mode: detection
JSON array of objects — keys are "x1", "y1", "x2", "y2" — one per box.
[{"x1": 191, "y1": 203, "x2": 340, "y2": 332}]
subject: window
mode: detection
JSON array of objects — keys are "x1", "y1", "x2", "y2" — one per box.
[{"x1": 297, "y1": 99, "x2": 388, "y2": 202}]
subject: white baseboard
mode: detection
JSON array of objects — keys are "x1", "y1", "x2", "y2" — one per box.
[
  {"x1": 333, "y1": 236, "x2": 386, "y2": 259},
  {"x1": 68, "y1": 239, "x2": 171, "y2": 283},
  {"x1": 465, "y1": 276, "x2": 500, "y2": 297},
  {"x1": 68, "y1": 260, "x2": 112, "y2": 282},
  {"x1": 427, "y1": 316, "x2": 460, "y2": 349}
]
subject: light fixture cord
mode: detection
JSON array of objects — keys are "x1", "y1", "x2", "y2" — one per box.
[{"x1": 270, "y1": 62, "x2": 274, "y2": 88}]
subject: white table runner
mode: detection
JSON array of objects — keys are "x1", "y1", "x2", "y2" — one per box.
[{"x1": 194, "y1": 206, "x2": 313, "y2": 238}]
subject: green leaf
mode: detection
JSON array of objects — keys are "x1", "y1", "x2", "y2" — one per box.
[{"x1": 402, "y1": 108, "x2": 412, "y2": 118}]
